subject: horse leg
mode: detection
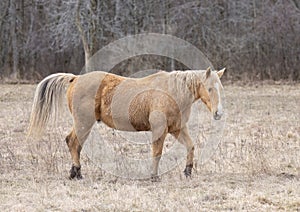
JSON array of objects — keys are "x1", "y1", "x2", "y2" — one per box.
[
  {"x1": 151, "y1": 131, "x2": 167, "y2": 181},
  {"x1": 66, "y1": 129, "x2": 82, "y2": 179},
  {"x1": 66, "y1": 120, "x2": 95, "y2": 179},
  {"x1": 173, "y1": 125, "x2": 194, "y2": 177},
  {"x1": 149, "y1": 111, "x2": 168, "y2": 181},
  {"x1": 66, "y1": 75, "x2": 98, "y2": 179}
]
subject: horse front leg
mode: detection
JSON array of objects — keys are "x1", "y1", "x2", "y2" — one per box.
[
  {"x1": 151, "y1": 132, "x2": 167, "y2": 181},
  {"x1": 174, "y1": 126, "x2": 194, "y2": 177},
  {"x1": 149, "y1": 111, "x2": 168, "y2": 181},
  {"x1": 66, "y1": 129, "x2": 82, "y2": 179}
]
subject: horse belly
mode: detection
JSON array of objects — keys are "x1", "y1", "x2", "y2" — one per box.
[
  {"x1": 108, "y1": 97, "x2": 151, "y2": 132},
  {"x1": 128, "y1": 107, "x2": 151, "y2": 131}
]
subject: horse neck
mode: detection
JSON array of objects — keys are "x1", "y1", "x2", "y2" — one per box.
[
  {"x1": 180, "y1": 71, "x2": 205, "y2": 100},
  {"x1": 168, "y1": 71, "x2": 200, "y2": 107}
]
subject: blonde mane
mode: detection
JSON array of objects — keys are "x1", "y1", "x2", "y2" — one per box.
[{"x1": 168, "y1": 70, "x2": 206, "y2": 102}]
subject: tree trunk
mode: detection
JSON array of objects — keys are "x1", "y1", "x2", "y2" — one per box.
[
  {"x1": 89, "y1": 0, "x2": 98, "y2": 56},
  {"x1": 9, "y1": 0, "x2": 19, "y2": 79},
  {"x1": 75, "y1": 0, "x2": 91, "y2": 73}
]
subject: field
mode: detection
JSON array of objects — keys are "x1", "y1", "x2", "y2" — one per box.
[{"x1": 0, "y1": 82, "x2": 300, "y2": 211}]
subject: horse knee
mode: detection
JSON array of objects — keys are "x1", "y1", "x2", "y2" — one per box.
[
  {"x1": 188, "y1": 145, "x2": 195, "y2": 157},
  {"x1": 188, "y1": 145, "x2": 195, "y2": 153},
  {"x1": 152, "y1": 140, "x2": 164, "y2": 157},
  {"x1": 65, "y1": 134, "x2": 71, "y2": 145},
  {"x1": 65, "y1": 131, "x2": 82, "y2": 161},
  {"x1": 66, "y1": 131, "x2": 76, "y2": 146},
  {"x1": 65, "y1": 131, "x2": 79, "y2": 149},
  {"x1": 152, "y1": 140, "x2": 162, "y2": 156}
]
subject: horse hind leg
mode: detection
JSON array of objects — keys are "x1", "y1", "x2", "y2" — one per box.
[
  {"x1": 65, "y1": 129, "x2": 83, "y2": 179},
  {"x1": 66, "y1": 76, "x2": 97, "y2": 179},
  {"x1": 66, "y1": 119, "x2": 94, "y2": 179}
]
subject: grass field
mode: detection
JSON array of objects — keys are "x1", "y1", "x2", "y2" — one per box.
[{"x1": 0, "y1": 82, "x2": 299, "y2": 211}]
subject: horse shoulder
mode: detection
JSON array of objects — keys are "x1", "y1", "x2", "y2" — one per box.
[{"x1": 95, "y1": 73, "x2": 125, "y2": 125}]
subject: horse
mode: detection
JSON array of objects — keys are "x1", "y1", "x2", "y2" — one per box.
[{"x1": 28, "y1": 67, "x2": 225, "y2": 180}]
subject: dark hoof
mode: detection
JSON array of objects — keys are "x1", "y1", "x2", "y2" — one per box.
[
  {"x1": 69, "y1": 165, "x2": 82, "y2": 180},
  {"x1": 183, "y1": 164, "x2": 193, "y2": 178},
  {"x1": 151, "y1": 174, "x2": 161, "y2": 182}
]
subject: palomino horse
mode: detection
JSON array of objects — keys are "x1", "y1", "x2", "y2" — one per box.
[{"x1": 28, "y1": 67, "x2": 225, "y2": 180}]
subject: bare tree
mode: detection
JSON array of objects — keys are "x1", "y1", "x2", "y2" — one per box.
[
  {"x1": 75, "y1": 0, "x2": 99, "y2": 72},
  {"x1": 0, "y1": 0, "x2": 299, "y2": 81}
]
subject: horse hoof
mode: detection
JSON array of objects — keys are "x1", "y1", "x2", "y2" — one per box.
[
  {"x1": 69, "y1": 165, "x2": 82, "y2": 180},
  {"x1": 183, "y1": 165, "x2": 193, "y2": 178}
]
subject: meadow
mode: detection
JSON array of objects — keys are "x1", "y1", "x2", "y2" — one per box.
[{"x1": 0, "y1": 82, "x2": 299, "y2": 211}]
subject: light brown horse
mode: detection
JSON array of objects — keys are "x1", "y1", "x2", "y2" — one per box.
[{"x1": 28, "y1": 67, "x2": 225, "y2": 180}]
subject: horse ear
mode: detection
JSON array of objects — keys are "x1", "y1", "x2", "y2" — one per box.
[
  {"x1": 205, "y1": 67, "x2": 211, "y2": 79},
  {"x1": 217, "y1": 68, "x2": 226, "y2": 78}
]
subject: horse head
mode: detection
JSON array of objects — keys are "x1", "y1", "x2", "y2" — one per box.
[{"x1": 201, "y1": 67, "x2": 225, "y2": 120}]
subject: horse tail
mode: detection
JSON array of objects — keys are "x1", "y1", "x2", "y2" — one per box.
[{"x1": 28, "y1": 73, "x2": 77, "y2": 138}]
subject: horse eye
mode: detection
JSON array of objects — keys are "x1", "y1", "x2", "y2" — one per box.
[{"x1": 208, "y1": 88, "x2": 212, "y2": 92}]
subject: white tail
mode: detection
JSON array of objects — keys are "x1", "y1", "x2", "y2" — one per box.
[{"x1": 28, "y1": 73, "x2": 76, "y2": 138}]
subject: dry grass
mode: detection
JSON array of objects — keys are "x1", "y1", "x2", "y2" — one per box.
[{"x1": 0, "y1": 82, "x2": 300, "y2": 211}]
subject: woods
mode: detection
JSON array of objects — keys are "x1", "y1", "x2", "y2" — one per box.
[{"x1": 0, "y1": 0, "x2": 299, "y2": 81}]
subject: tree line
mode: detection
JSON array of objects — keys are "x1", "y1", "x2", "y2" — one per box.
[{"x1": 0, "y1": 0, "x2": 299, "y2": 81}]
